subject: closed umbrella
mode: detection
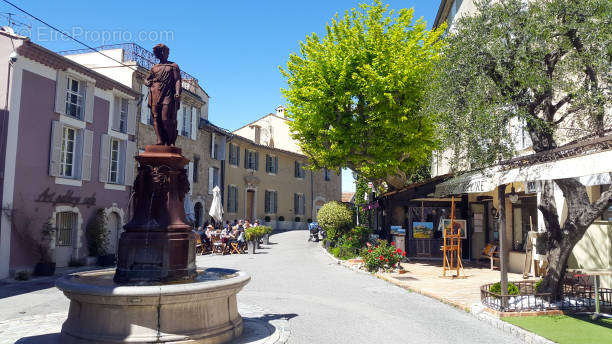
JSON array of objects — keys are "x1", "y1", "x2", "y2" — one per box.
[{"x1": 208, "y1": 186, "x2": 223, "y2": 223}]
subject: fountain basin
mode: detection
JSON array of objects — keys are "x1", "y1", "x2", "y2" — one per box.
[{"x1": 56, "y1": 268, "x2": 251, "y2": 344}]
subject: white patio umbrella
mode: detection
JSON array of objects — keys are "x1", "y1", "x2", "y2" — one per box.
[{"x1": 208, "y1": 185, "x2": 224, "y2": 223}]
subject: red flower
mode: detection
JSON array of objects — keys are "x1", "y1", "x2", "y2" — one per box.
[
  {"x1": 396, "y1": 248, "x2": 401, "y2": 253},
  {"x1": 368, "y1": 249, "x2": 372, "y2": 253},
  {"x1": 391, "y1": 242, "x2": 395, "y2": 245},
  {"x1": 385, "y1": 259, "x2": 389, "y2": 262},
  {"x1": 379, "y1": 257, "x2": 383, "y2": 261},
  {"x1": 402, "y1": 252, "x2": 406, "y2": 256}
]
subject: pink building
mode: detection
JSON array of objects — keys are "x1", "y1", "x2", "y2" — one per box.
[{"x1": 0, "y1": 29, "x2": 140, "y2": 278}]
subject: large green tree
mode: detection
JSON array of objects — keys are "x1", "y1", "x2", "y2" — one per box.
[
  {"x1": 281, "y1": 0, "x2": 445, "y2": 189},
  {"x1": 427, "y1": 0, "x2": 611, "y2": 297}
]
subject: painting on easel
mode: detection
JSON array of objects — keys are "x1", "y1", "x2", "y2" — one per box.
[{"x1": 438, "y1": 219, "x2": 468, "y2": 239}]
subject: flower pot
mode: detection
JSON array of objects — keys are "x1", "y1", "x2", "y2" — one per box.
[
  {"x1": 247, "y1": 241, "x2": 256, "y2": 254},
  {"x1": 33, "y1": 262, "x2": 56, "y2": 276},
  {"x1": 97, "y1": 254, "x2": 116, "y2": 267},
  {"x1": 262, "y1": 234, "x2": 270, "y2": 245}
]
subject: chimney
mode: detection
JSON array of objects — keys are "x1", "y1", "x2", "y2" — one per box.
[{"x1": 276, "y1": 105, "x2": 286, "y2": 117}]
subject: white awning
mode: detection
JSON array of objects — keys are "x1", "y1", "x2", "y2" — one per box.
[{"x1": 434, "y1": 149, "x2": 612, "y2": 197}]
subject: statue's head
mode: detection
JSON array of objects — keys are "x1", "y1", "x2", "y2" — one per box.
[{"x1": 153, "y1": 44, "x2": 170, "y2": 61}]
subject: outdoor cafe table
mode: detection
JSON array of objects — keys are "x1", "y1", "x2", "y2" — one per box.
[{"x1": 566, "y1": 268, "x2": 612, "y2": 319}]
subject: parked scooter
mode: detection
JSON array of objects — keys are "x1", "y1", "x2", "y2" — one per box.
[{"x1": 308, "y1": 222, "x2": 320, "y2": 242}]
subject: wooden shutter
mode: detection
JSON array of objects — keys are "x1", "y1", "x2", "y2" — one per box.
[
  {"x1": 140, "y1": 84, "x2": 149, "y2": 124},
  {"x1": 217, "y1": 135, "x2": 226, "y2": 161},
  {"x1": 208, "y1": 167, "x2": 214, "y2": 194},
  {"x1": 254, "y1": 152, "x2": 259, "y2": 170},
  {"x1": 124, "y1": 140, "x2": 137, "y2": 186},
  {"x1": 236, "y1": 146, "x2": 240, "y2": 166},
  {"x1": 49, "y1": 121, "x2": 63, "y2": 176},
  {"x1": 188, "y1": 161, "x2": 194, "y2": 195},
  {"x1": 273, "y1": 192, "x2": 278, "y2": 213},
  {"x1": 265, "y1": 191, "x2": 270, "y2": 213},
  {"x1": 229, "y1": 144, "x2": 235, "y2": 164},
  {"x1": 177, "y1": 105, "x2": 184, "y2": 137},
  {"x1": 127, "y1": 99, "x2": 137, "y2": 135},
  {"x1": 54, "y1": 71, "x2": 67, "y2": 115},
  {"x1": 111, "y1": 97, "x2": 120, "y2": 131},
  {"x1": 294, "y1": 194, "x2": 298, "y2": 214},
  {"x1": 84, "y1": 82, "x2": 95, "y2": 123},
  {"x1": 301, "y1": 195, "x2": 305, "y2": 215},
  {"x1": 274, "y1": 156, "x2": 278, "y2": 174},
  {"x1": 265, "y1": 155, "x2": 270, "y2": 172},
  {"x1": 191, "y1": 106, "x2": 198, "y2": 139},
  {"x1": 294, "y1": 161, "x2": 298, "y2": 177},
  {"x1": 99, "y1": 134, "x2": 110, "y2": 183},
  {"x1": 210, "y1": 133, "x2": 216, "y2": 158},
  {"x1": 81, "y1": 129, "x2": 93, "y2": 181},
  {"x1": 244, "y1": 148, "x2": 248, "y2": 168}
]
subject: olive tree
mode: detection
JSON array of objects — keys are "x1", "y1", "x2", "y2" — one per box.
[{"x1": 426, "y1": 0, "x2": 611, "y2": 297}]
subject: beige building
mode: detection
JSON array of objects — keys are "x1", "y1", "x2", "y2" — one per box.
[
  {"x1": 62, "y1": 43, "x2": 228, "y2": 228},
  {"x1": 425, "y1": 0, "x2": 612, "y2": 287},
  {"x1": 226, "y1": 107, "x2": 341, "y2": 229}
]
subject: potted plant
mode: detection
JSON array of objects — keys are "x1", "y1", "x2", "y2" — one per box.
[
  {"x1": 245, "y1": 227, "x2": 261, "y2": 254},
  {"x1": 86, "y1": 209, "x2": 114, "y2": 267},
  {"x1": 33, "y1": 221, "x2": 56, "y2": 276},
  {"x1": 260, "y1": 226, "x2": 273, "y2": 245}
]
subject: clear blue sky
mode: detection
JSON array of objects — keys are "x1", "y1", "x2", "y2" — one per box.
[{"x1": 2, "y1": 0, "x2": 440, "y2": 193}]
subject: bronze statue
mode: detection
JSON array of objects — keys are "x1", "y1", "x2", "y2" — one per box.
[{"x1": 145, "y1": 44, "x2": 182, "y2": 146}]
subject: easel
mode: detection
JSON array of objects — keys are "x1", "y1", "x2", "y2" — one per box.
[
  {"x1": 523, "y1": 216, "x2": 536, "y2": 278},
  {"x1": 442, "y1": 196, "x2": 464, "y2": 278}
]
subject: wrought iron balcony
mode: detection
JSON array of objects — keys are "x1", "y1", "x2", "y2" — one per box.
[{"x1": 58, "y1": 43, "x2": 198, "y2": 84}]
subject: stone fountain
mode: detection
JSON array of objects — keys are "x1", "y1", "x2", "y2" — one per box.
[{"x1": 56, "y1": 44, "x2": 250, "y2": 344}]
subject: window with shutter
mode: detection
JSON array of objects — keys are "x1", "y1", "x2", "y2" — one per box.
[
  {"x1": 65, "y1": 77, "x2": 84, "y2": 119},
  {"x1": 109, "y1": 138, "x2": 121, "y2": 183},
  {"x1": 81, "y1": 129, "x2": 93, "y2": 181},
  {"x1": 119, "y1": 98, "x2": 128, "y2": 133},
  {"x1": 274, "y1": 156, "x2": 278, "y2": 174},
  {"x1": 265, "y1": 191, "x2": 270, "y2": 213},
  {"x1": 254, "y1": 152, "x2": 259, "y2": 170},
  {"x1": 60, "y1": 126, "x2": 77, "y2": 178},
  {"x1": 124, "y1": 141, "x2": 137, "y2": 186},
  {"x1": 99, "y1": 134, "x2": 110, "y2": 183},
  {"x1": 193, "y1": 156, "x2": 199, "y2": 183},
  {"x1": 273, "y1": 192, "x2": 278, "y2": 213},
  {"x1": 294, "y1": 194, "x2": 298, "y2": 215}
]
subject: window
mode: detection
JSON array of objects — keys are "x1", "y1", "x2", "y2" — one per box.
[
  {"x1": 56, "y1": 212, "x2": 77, "y2": 246},
  {"x1": 266, "y1": 155, "x2": 278, "y2": 174},
  {"x1": 228, "y1": 185, "x2": 239, "y2": 213},
  {"x1": 294, "y1": 161, "x2": 306, "y2": 179},
  {"x1": 324, "y1": 168, "x2": 331, "y2": 181},
  {"x1": 511, "y1": 196, "x2": 538, "y2": 251},
  {"x1": 182, "y1": 106, "x2": 191, "y2": 137},
  {"x1": 119, "y1": 98, "x2": 128, "y2": 133},
  {"x1": 229, "y1": 144, "x2": 240, "y2": 166},
  {"x1": 65, "y1": 77, "x2": 84, "y2": 119},
  {"x1": 193, "y1": 156, "x2": 199, "y2": 183},
  {"x1": 265, "y1": 190, "x2": 278, "y2": 214},
  {"x1": 208, "y1": 167, "x2": 220, "y2": 194},
  {"x1": 109, "y1": 139, "x2": 121, "y2": 183},
  {"x1": 294, "y1": 193, "x2": 305, "y2": 215},
  {"x1": 60, "y1": 127, "x2": 76, "y2": 177},
  {"x1": 245, "y1": 149, "x2": 258, "y2": 170}
]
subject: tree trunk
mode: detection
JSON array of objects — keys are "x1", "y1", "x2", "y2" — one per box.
[
  {"x1": 537, "y1": 178, "x2": 612, "y2": 298},
  {"x1": 497, "y1": 185, "x2": 509, "y2": 307}
]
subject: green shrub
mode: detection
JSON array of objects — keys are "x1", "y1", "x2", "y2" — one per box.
[
  {"x1": 86, "y1": 209, "x2": 108, "y2": 257},
  {"x1": 535, "y1": 279, "x2": 542, "y2": 293},
  {"x1": 489, "y1": 282, "x2": 520, "y2": 296},
  {"x1": 339, "y1": 225, "x2": 372, "y2": 249},
  {"x1": 363, "y1": 240, "x2": 405, "y2": 272},
  {"x1": 245, "y1": 226, "x2": 270, "y2": 241},
  {"x1": 259, "y1": 226, "x2": 273, "y2": 235},
  {"x1": 330, "y1": 246, "x2": 358, "y2": 260},
  {"x1": 317, "y1": 201, "x2": 353, "y2": 244}
]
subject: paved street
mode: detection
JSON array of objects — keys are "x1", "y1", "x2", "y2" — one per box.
[{"x1": 0, "y1": 230, "x2": 522, "y2": 344}]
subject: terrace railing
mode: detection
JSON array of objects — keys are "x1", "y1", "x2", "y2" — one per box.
[
  {"x1": 58, "y1": 43, "x2": 199, "y2": 84},
  {"x1": 481, "y1": 279, "x2": 612, "y2": 312}
]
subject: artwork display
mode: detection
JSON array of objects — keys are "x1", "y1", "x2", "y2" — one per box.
[
  {"x1": 412, "y1": 222, "x2": 434, "y2": 239},
  {"x1": 438, "y1": 219, "x2": 468, "y2": 239}
]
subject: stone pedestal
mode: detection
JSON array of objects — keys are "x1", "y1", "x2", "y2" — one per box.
[{"x1": 115, "y1": 145, "x2": 196, "y2": 284}]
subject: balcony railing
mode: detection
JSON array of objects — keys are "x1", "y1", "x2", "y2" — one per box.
[{"x1": 58, "y1": 43, "x2": 198, "y2": 84}]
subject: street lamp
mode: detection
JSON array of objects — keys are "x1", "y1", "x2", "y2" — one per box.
[{"x1": 508, "y1": 186, "x2": 519, "y2": 204}]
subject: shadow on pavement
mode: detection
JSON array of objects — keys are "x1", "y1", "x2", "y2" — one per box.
[
  {"x1": 232, "y1": 313, "x2": 298, "y2": 344},
  {"x1": 16, "y1": 333, "x2": 60, "y2": 343}
]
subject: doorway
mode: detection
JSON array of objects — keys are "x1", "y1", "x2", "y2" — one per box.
[
  {"x1": 55, "y1": 211, "x2": 78, "y2": 267},
  {"x1": 106, "y1": 212, "x2": 121, "y2": 255},
  {"x1": 194, "y1": 202, "x2": 203, "y2": 228},
  {"x1": 246, "y1": 190, "x2": 255, "y2": 221}
]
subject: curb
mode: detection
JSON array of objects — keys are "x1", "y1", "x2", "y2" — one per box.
[{"x1": 320, "y1": 246, "x2": 555, "y2": 344}]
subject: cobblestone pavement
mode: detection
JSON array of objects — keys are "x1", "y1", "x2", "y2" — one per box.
[{"x1": 0, "y1": 230, "x2": 522, "y2": 344}]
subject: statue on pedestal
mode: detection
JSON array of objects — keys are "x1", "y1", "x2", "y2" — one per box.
[{"x1": 145, "y1": 44, "x2": 182, "y2": 146}]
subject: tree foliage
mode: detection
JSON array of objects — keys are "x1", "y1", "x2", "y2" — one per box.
[
  {"x1": 426, "y1": 0, "x2": 612, "y2": 297},
  {"x1": 281, "y1": 0, "x2": 445, "y2": 189},
  {"x1": 317, "y1": 201, "x2": 353, "y2": 242}
]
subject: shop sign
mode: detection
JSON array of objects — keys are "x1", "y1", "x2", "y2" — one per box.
[{"x1": 35, "y1": 187, "x2": 97, "y2": 208}]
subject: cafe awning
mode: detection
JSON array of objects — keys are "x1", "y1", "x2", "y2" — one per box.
[{"x1": 434, "y1": 149, "x2": 612, "y2": 197}]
